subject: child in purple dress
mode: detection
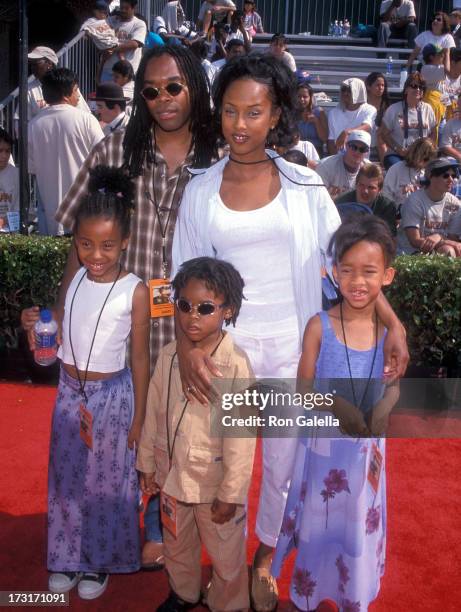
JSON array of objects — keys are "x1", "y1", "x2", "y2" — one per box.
[
  {"x1": 22, "y1": 166, "x2": 150, "y2": 600},
  {"x1": 272, "y1": 216, "x2": 400, "y2": 611}
]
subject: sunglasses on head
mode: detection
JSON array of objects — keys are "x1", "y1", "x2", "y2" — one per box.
[
  {"x1": 141, "y1": 82, "x2": 185, "y2": 101},
  {"x1": 347, "y1": 142, "x2": 369, "y2": 153},
  {"x1": 176, "y1": 298, "x2": 225, "y2": 316}
]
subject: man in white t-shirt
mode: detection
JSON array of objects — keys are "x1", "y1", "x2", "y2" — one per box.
[
  {"x1": 327, "y1": 78, "x2": 376, "y2": 154},
  {"x1": 377, "y1": 0, "x2": 417, "y2": 49},
  {"x1": 15, "y1": 47, "x2": 91, "y2": 122},
  {"x1": 317, "y1": 130, "x2": 371, "y2": 198},
  {"x1": 28, "y1": 68, "x2": 104, "y2": 235},
  {"x1": 100, "y1": 0, "x2": 147, "y2": 82},
  {"x1": 92, "y1": 82, "x2": 130, "y2": 136},
  {"x1": 398, "y1": 157, "x2": 461, "y2": 256},
  {"x1": 0, "y1": 128, "x2": 19, "y2": 232}
]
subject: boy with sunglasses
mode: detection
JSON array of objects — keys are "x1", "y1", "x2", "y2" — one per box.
[
  {"x1": 398, "y1": 157, "x2": 461, "y2": 256},
  {"x1": 317, "y1": 130, "x2": 371, "y2": 198},
  {"x1": 137, "y1": 256, "x2": 256, "y2": 612}
]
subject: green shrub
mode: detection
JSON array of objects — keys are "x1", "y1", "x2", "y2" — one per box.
[
  {"x1": 0, "y1": 235, "x2": 71, "y2": 350},
  {"x1": 386, "y1": 254, "x2": 461, "y2": 367}
]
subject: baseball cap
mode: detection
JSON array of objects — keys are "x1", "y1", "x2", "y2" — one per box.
[
  {"x1": 422, "y1": 43, "x2": 443, "y2": 60},
  {"x1": 94, "y1": 0, "x2": 109, "y2": 10},
  {"x1": 426, "y1": 157, "x2": 460, "y2": 175},
  {"x1": 28, "y1": 46, "x2": 58, "y2": 65},
  {"x1": 346, "y1": 130, "x2": 371, "y2": 149}
]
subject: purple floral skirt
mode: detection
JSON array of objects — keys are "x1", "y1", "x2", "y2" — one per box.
[
  {"x1": 272, "y1": 434, "x2": 386, "y2": 611},
  {"x1": 47, "y1": 367, "x2": 140, "y2": 573}
]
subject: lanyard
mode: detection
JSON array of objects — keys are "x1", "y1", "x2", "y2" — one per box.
[
  {"x1": 144, "y1": 138, "x2": 190, "y2": 279},
  {"x1": 339, "y1": 302, "x2": 378, "y2": 413},
  {"x1": 165, "y1": 333, "x2": 225, "y2": 467},
  {"x1": 68, "y1": 265, "x2": 122, "y2": 403},
  {"x1": 403, "y1": 102, "x2": 423, "y2": 142}
]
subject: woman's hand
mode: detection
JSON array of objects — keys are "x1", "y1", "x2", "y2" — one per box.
[
  {"x1": 177, "y1": 345, "x2": 223, "y2": 405},
  {"x1": 128, "y1": 420, "x2": 143, "y2": 449}
]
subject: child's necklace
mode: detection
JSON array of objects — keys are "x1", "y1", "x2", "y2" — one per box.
[{"x1": 339, "y1": 302, "x2": 379, "y2": 413}]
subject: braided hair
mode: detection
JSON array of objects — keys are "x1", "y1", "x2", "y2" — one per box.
[
  {"x1": 74, "y1": 165, "x2": 135, "y2": 239},
  {"x1": 172, "y1": 257, "x2": 245, "y2": 327},
  {"x1": 123, "y1": 46, "x2": 217, "y2": 176}
]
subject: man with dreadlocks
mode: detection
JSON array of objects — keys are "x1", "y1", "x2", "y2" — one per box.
[{"x1": 53, "y1": 44, "x2": 218, "y2": 572}]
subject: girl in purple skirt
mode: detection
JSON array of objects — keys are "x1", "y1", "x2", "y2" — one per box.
[
  {"x1": 272, "y1": 216, "x2": 400, "y2": 611},
  {"x1": 23, "y1": 166, "x2": 150, "y2": 600}
]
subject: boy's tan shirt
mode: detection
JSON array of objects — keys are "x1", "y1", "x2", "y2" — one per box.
[{"x1": 136, "y1": 332, "x2": 257, "y2": 505}]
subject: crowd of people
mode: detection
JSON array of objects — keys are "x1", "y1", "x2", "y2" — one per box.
[{"x1": 6, "y1": 1, "x2": 461, "y2": 612}]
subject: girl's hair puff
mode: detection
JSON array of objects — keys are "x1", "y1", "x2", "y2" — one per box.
[
  {"x1": 328, "y1": 216, "x2": 396, "y2": 267},
  {"x1": 172, "y1": 257, "x2": 245, "y2": 327},
  {"x1": 74, "y1": 165, "x2": 135, "y2": 239},
  {"x1": 212, "y1": 53, "x2": 298, "y2": 150}
]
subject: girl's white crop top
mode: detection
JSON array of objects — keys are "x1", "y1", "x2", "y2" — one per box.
[{"x1": 58, "y1": 268, "x2": 142, "y2": 372}]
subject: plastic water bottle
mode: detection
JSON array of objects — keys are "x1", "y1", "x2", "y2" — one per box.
[
  {"x1": 343, "y1": 19, "x2": 350, "y2": 37},
  {"x1": 399, "y1": 68, "x2": 408, "y2": 88},
  {"x1": 34, "y1": 309, "x2": 58, "y2": 366},
  {"x1": 386, "y1": 56, "x2": 393, "y2": 76}
]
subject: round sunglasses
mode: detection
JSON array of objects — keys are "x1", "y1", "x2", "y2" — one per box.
[
  {"x1": 175, "y1": 298, "x2": 225, "y2": 316},
  {"x1": 141, "y1": 82, "x2": 186, "y2": 101}
]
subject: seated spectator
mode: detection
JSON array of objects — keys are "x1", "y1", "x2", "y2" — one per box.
[
  {"x1": 275, "y1": 129, "x2": 319, "y2": 170},
  {"x1": 296, "y1": 82, "x2": 327, "y2": 156},
  {"x1": 282, "y1": 149, "x2": 308, "y2": 167},
  {"x1": 92, "y1": 82, "x2": 130, "y2": 135},
  {"x1": 112, "y1": 58, "x2": 135, "y2": 103},
  {"x1": 189, "y1": 38, "x2": 215, "y2": 84},
  {"x1": 268, "y1": 34, "x2": 296, "y2": 72},
  {"x1": 226, "y1": 10, "x2": 251, "y2": 51},
  {"x1": 80, "y1": 1, "x2": 119, "y2": 53},
  {"x1": 377, "y1": 0, "x2": 417, "y2": 49},
  {"x1": 406, "y1": 12, "x2": 455, "y2": 68},
  {"x1": 197, "y1": 0, "x2": 236, "y2": 35},
  {"x1": 440, "y1": 91, "x2": 461, "y2": 161},
  {"x1": 210, "y1": 21, "x2": 231, "y2": 61},
  {"x1": 327, "y1": 78, "x2": 376, "y2": 154},
  {"x1": 442, "y1": 48, "x2": 461, "y2": 119},
  {"x1": 450, "y1": 10, "x2": 461, "y2": 47},
  {"x1": 243, "y1": 0, "x2": 263, "y2": 39},
  {"x1": 0, "y1": 128, "x2": 19, "y2": 233},
  {"x1": 334, "y1": 164, "x2": 397, "y2": 236},
  {"x1": 421, "y1": 43, "x2": 449, "y2": 135},
  {"x1": 379, "y1": 72, "x2": 436, "y2": 169},
  {"x1": 28, "y1": 68, "x2": 104, "y2": 235},
  {"x1": 100, "y1": 0, "x2": 147, "y2": 83},
  {"x1": 397, "y1": 157, "x2": 461, "y2": 256},
  {"x1": 211, "y1": 39, "x2": 247, "y2": 83},
  {"x1": 365, "y1": 72, "x2": 389, "y2": 162},
  {"x1": 382, "y1": 137, "x2": 436, "y2": 211},
  {"x1": 316, "y1": 130, "x2": 371, "y2": 198}
]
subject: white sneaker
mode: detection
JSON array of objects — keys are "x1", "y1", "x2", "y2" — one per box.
[
  {"x1": 48, "y1": 572, "x2": 82, "y2": 593},
  {"x1": 78, "y1": 573, "x2": 109, "y2": 600}
]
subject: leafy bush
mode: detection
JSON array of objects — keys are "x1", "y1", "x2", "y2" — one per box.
[
  {"x1": 0, "y1": 235, "x2": 71, "y2": 350},
  {"x1": 386, "y1": 255, "x2": 461, "y2": 367}
]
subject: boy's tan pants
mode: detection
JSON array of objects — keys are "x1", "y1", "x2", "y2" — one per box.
[{"x1": 163, "y1": 501, "x2": 249, "y2": 611}]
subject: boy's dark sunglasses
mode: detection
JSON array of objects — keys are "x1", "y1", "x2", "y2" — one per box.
[
  {"x1": 347, "y1": 143, "x2": 369, "y2": 153},
  {"x1": 141, "y1": 82, "x2": 185, "y2": 101},
  {"x1": 442, "y1": 172, "x2": 457, "y2": 179},
  {"x1": 175, "y1": 298, "x2": 224, "y2": 316}
]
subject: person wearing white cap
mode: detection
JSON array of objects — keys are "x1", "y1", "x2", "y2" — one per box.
[
  {"x1": 327, "y1": 78, "x2": 377, "y2": 154},
  {"x1": 317, "y1": 130, "x2": 371, "y2": 198},
  {"x1": 398, "y1": 156, "x2": 461, "y2": 256},
  {"x1": 16, "y1": 46, "x2": 91, "y2": 120}
]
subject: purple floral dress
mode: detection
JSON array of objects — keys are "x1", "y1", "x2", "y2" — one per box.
[{"x1": 272, "y1": 311, "x2": 387, "y2": 611}]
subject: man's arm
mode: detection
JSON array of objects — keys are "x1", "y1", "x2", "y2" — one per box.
[{"x1": 375, "y1": 292, "x2": 409, "y2": 379}]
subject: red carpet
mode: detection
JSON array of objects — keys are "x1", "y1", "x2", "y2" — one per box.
[{"x1": 1, "y1": 382, "x2": 461, "y2": 611}]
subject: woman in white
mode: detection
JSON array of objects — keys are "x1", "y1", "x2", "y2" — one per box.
[
  {"x1": 172, "y1": 54, "x2": 408, "y2": 612},
  {"x1": 379, "y1": 72, "x2": 437, "y2": 169},
  {"x1": 327, "y1": 77, "x2": 377, "y2": 154},
  {"x1": 406, "y1": 11, "x2": 455, "y2": 68},
  {"x1": 382, "y1": 137, "x2": 436, "y2": 212}
]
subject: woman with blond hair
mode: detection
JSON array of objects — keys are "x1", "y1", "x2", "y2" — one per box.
[{"x1": 382, "y1": 137, "x2": 437, "y2": 210}]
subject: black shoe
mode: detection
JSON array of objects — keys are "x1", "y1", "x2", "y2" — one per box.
[{"x1": 156, "y1": 591, "x2": 199, "y2": 612}]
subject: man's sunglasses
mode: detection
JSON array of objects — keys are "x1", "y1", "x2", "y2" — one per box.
[
  {"x1": 141, "y1": 82, "x2": 185, "y2": 101},
  {"x1": 347, "y1": 143, "x2": 369, "y2": 153},
  {"x1": 441, "y1": 172, "x2": 457, "y2": 179},
  {"x1": 175, "y1": 298, "x2": 225, "y2": 316}
]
